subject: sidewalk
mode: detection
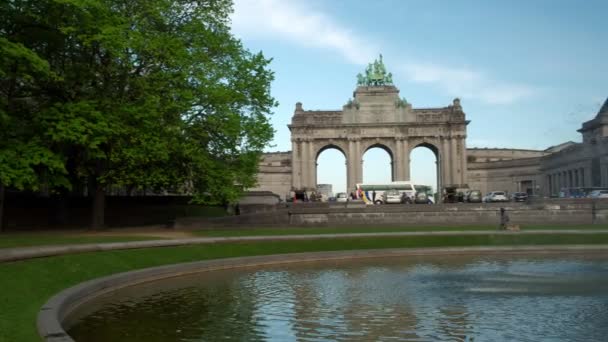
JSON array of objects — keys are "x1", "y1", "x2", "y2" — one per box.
[{"x1": 3, "y1": 229, "x2": 608, "y2": 263}]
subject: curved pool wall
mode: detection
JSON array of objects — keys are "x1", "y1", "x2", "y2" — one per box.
[{"x1": 38, "y1": 245, "x2": 608, "y2": 342}]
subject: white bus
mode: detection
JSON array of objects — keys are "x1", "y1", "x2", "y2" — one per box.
[{"x1": 355, "y1": 181, "x2": 416, "y2": 204}]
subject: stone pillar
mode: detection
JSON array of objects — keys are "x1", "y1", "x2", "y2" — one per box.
[
  {"x1": 441, "y1": 137, "x2": 451, "y2": 187},
  {"x1": 394, "y1": 139, "x2": 403, "y2": 181},
  {"x1": 437, "y1": 152, "x2": 443, "y2": 203},
  {"x1": 355, "y1": 139, "x2": 363, "y2": 185},
  {"x1": 308, "y1": 141, "x2": 316, "y2": 189},
  {"x1": 460, "y1": 137, "x2": 467, "y2": 186},
  {"x1": 403, "y1": 139, "x2": 410, "y2": 181},
  {"x1": 347, "y1": 139, "x2": 356, "y2": 193},
  {"x1": 291, "y1": 140, "x2": 301, "y2": 190},
  {"x1": 451, "y1": 137, "x2": 458, "y2": 187},
  {"x1": 301, "y1": 140, "x2": 309, "y2": 190}
]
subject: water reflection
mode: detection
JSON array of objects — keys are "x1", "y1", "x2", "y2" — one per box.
[{"x1": 67, "y1": 255, "x2": 608, "y2": 341}]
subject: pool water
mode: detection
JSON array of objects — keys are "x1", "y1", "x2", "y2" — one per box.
[{"x1": 67, "y1": 254, "x2": 608, "y2": 341}]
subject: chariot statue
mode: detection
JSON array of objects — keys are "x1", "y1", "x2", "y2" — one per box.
[{"x1": 357, "y1": 54, "x2": 393, "y2": 87}]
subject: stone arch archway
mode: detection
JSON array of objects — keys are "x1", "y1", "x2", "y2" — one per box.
[
  {"x1": 315, "y1": 142, "x2": 348, "y2": 160},
  {"x1": 289, "y1": 85, "x2": 469, "y2": 202},
  {"x1": 408, "y1": 141, "x2": 441, "y2": 197},
  {"x1": 313, "y1": 142, "x2": 349, "y2": 191},
  {"x1": 362, "y1": 141, "x2": 396, "y2": 181}
]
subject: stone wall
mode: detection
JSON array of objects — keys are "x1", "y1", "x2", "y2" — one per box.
[
  {"x1": 288, "y1": 201, "x2": 600, "y2": 226},
  {"x1": 467, "y1": 148, "x2": 548, "y2": 163},
  {"x1": 250, "y1": 152, "x2": 292, "y2": 200},
  {"x1": 177, "y1": 199, "x2": 608, "y2": 228},
  {"x1": 467, "y1": 157, "x2": 544, "y2": 195}
]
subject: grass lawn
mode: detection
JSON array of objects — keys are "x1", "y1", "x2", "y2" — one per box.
[
  {"x1": 193, "y1": 224, "x2": 608, "y2": 237},
  {"x1": 2, "y1": 233, "x2": 608, "y2": 342},
  {"x1": 0, "y1": 234, "x2": 165, "y2": 249},
  {"x1": 2, "y1": 225, "x2": 607, "y2": 250}
]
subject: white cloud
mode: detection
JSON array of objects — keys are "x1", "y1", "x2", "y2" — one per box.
[
  {"x1": 232, "y1": 0, "x2": 537, "y2": 105},
  {"x1": 400, "y1": 63, "x2": 536, "y2": 104},
  {"x1": 232, "y1": 0, "x2": 376, "y2": 64}
]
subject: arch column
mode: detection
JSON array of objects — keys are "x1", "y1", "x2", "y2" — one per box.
[
  {"x1": 346, "y1": 138, "x2": 363, "y2": 193},
  {"x1": 441, "y1": 137, "x2": 451, "y2": 187},
  {"x1": 394, "y1": 138, "x2": 404, "y2": 181},
  {"x1": 347, "y1": 138, "x2": 356, "y2": 193},
  {"x1": 298, "y1": 139, "x2": 317, "y2": 190},
  {"x1": 460, "y1": 137, "x2": 467, "y2": 186},
  {"x1": 402, "y1": 139, "x2": 410, "y2": 181},
  {"x1": 437, "y1": 152, "x2": 443, "y2": 203},
  {"x1": 301, "y1": 140, "x2": 310, "y2": 190},
  {"x1": 450, "y1": 137, "x2": 458, "y2": 187},
  {"x1": 291, "y1": 140, "x2": 301, "y2": 190},
  {"x1": 355, "y1": 139, "x2": 363, "y2": 185},
  {"x1": 308, "y1": 140, "x2": 316, "y2": 189}
]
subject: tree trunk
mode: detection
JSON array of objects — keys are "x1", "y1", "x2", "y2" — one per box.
[
  {"x1": 0, "y1": 183, "x2": 5, "y2": 232},
  {"x1": 91, "y1": 183, "x2": 106, "y2": 230}
]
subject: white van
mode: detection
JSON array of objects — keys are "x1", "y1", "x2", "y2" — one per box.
[{"x1": 336, "y1": 192, "x2": 349, "y2": 203}]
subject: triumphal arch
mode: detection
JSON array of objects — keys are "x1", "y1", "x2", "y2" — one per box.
[{"x1": 288, "y1": 55, "x2": 469, "y2": 195}]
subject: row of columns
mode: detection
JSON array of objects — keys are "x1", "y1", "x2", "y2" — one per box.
[
  {"x1": 292, "y1": 137, "x2": 467, "y2": 193},
  {"x1": 546, "y1": 167, "x2": 587, "y2": 196}
]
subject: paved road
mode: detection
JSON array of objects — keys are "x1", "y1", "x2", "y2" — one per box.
[{"x1": 3, "y1": 229, "x2": 608, "y2": 262}]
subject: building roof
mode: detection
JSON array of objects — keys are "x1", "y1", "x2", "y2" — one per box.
[
  {"x1": 544, "y1": 141, "x2": 577, "y2": 153},
  {"x1": 598, "y1": 97, "x2": 608, "y2": 118},
  {"x1": 578, "y1": 96, "x2": 608, "y2": 133}
]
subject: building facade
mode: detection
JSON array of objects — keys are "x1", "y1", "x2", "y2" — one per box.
[{"x1": 250, "y1": 58, "x2": 608, "y2": 200}]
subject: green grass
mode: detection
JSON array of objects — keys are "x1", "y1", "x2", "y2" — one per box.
[
  {"x1": 2, "y1": 233, "x2": 608, "y2": 342},
  {"x1": 0, "y1": 234, "x2": 163, "y2": 249},
  {"x1": 2, "y1": 224, "x2": 607, "y2": 249},
  {"x1": 193, "y1": 224, "x2": 608, "y2": 237}
]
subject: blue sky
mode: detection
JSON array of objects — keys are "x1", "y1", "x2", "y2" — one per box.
[{"x1": 231, "y1": 0, "x2": 608, "y2": 195}]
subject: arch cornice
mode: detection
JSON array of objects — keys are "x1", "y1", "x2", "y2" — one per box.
[
  {"x1": 360, "y1": 139, "x2": 396, "y2": 159},
  {"x1": 313, "y1": 139, "x2": 349, "y2": 160}
]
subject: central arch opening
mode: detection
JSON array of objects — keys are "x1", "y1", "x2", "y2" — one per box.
[
  {"x1": 409, "y1": 143, "x2": 439, "y2": 202},
  {"x1": 362, "y1": 145, "x2": 393, "y2": 184},
  {"x1": 316, "y1": 146, "x2": 346, "y2": 200}
]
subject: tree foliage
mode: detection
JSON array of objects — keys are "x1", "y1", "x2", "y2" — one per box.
[{"x1": 0, "y1": 0, "x2": 276, "y2": 228}]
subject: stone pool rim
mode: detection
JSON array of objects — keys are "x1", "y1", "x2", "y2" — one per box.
[{"x1": 38, "y1": 245, "x2": 608, "y2": 342}]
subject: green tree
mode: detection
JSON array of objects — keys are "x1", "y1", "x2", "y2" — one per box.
[
  {"x1": 1, "y1": 0, "x2": 276, "y2": 229},
  {"x1": 0, "y1": 37, "x2": 68, "y2": 232}
]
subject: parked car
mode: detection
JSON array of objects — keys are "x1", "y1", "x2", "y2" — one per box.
[
  {"x1": 511, "y1": 192, "x2": 528, "y2": 202},
  {"x1": 467, "y1": 190, "x2": 482, "y2": 203},
  {"x1": 336, "y1": 192, "x2": 348, "y2": 203},
  {"x1": 588, "y1": 190, "x2": 608, "y2": 198},
  {"x1": 401, "y1": 192, "x2": 413, "y2": 204},
  {"x1": 414, "y1": 191, "x2": 432, "y2": 204},
  {"x1": 383, "y1": 189, "x2": 403, "y2": 204},
  {"x1": 483, "y1": 191, "x2": 508, "y2": 203},
  {"x1": 559, "y1": 187, "x2": 586, "y2": 198}
]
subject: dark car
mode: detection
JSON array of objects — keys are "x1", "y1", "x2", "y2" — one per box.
[
  {"x1": 467, "y1": 190, "x2": 482, "y2": 203},
  {"x1": 414, "y1": 191, "x2": 432, "y2": 204},
  {"x1": 511, "y1": 192, "x2": 528, "y2": 202}
]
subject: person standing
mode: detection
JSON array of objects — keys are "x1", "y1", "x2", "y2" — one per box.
[
  {"x1": 372, "y1": 190, "x2": 377, "y2": 203},
  {"x1": 499, "y1": 208, "x2": 510, "y2": 230}
]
